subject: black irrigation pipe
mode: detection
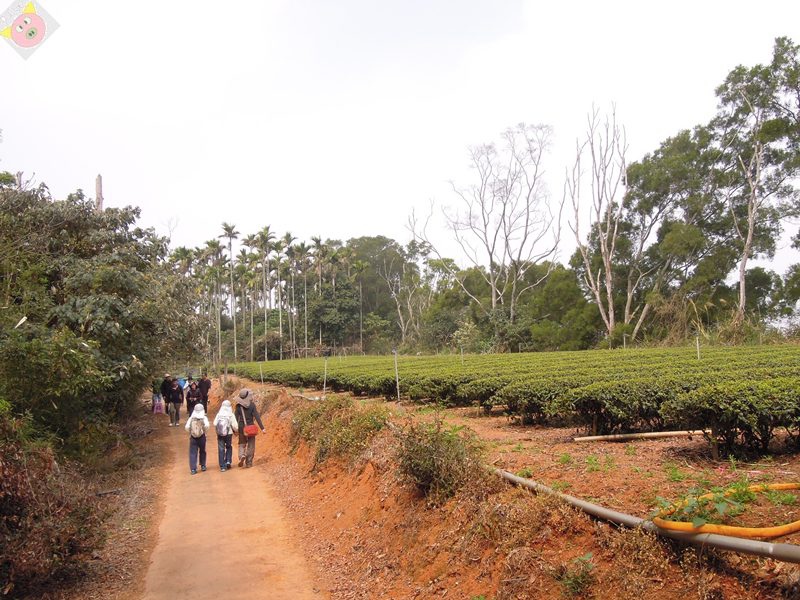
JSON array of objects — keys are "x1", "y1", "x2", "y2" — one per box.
[{"x1": 496, "y1": 469, "x2": 800, "y2": 564}]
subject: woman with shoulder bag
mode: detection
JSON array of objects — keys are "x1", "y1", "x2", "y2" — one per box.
[
  {"x1": 235, "y1": 388, "x2": 265, "y2": 468},
  {"x1": 213, "y1": 400, "x2": 239, "y2": 472}
]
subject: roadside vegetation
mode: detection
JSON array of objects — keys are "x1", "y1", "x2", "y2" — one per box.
[{"x1": 0, "y1": 178, "x2": 198, "y2": 597}]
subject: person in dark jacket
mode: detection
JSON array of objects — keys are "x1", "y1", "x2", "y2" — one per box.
[
  {"x1": 234, "y1": 388, "x2": 265, "y2": 468},
  {"x1": 185, "y1": 381, "x2": 202, "y2": 415},
  {"x1": 166, "y1": 378, "x2": 184, "y2": 427},
  {"x1": 159, "y1": 373, "x2": 172, "y2": 404},
  {"x1": 198, "y1": 373, "x2": 212, "y2": 413}
]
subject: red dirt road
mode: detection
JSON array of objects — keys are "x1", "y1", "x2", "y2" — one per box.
[{"x1": 140, "y1": 423, "x2": 325, "y2": 600}]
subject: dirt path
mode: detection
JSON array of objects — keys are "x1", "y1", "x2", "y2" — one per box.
[{"x1": 140, "y1": 422, "x2": 324, "y2": 600}]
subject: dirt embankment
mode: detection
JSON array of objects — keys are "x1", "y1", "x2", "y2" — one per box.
[
  {"x1": 47, "y1": 380, "x2": 800, "y2": 600},
  {"x1": 253, "y1": 384, "x2": 800, "y2": 600}
]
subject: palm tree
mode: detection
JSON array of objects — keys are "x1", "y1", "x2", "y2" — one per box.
[
  {"x1": 282, "y1": 233, "x2": 297, "y2": 357},
  {"x1": 203, "y1": 239, "x2": 225, "y2": 365},
  {"x1": 353, "y1": 259, "x2": 368, "y2": 354},
  {"x1": 170, "y1": 246, "x2": 195, "y2": 276},
  {"x1": 273, "y1": 239, "x2": 285, "y2": 360},
  {"x1": 294, "y1": 242, "x2": 312, "y2": 357},
  {"x1": 220, "y1": 222, "x2": 239, "y2": 361},
  {"x1": 311, "y1": 235, "x2": 327, "y2": 345},
  {"x1": 257, "y1": 226, "x2": 275, "y2": 360}
]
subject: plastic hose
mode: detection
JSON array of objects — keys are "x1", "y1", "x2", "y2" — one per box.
[
  {"x1": 496, "y1": 469, "x2": 800, "y2": 563},
  {"x1": 654, "y1": 483, "x2": 800, "y2": 539}
]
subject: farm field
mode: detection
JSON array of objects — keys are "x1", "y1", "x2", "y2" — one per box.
[
  {"x1": 234, "y1": 345, "x2": 800, "y2": 541},
  {"x1": 235, "y1": 344, "x2": 800, "y2": 458}
]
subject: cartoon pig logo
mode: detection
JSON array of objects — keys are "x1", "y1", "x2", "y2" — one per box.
[{"x1": 1, "y1": 2, "x2": 46, "y2": 48}]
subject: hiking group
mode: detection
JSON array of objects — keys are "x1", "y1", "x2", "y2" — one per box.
[{"x1": 154, "y1": 374, "x2": 265, "y2": 475}]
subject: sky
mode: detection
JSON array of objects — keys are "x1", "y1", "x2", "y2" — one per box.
[{"x1": 1, "y1": 0, "x2": 799, "y2": 272}]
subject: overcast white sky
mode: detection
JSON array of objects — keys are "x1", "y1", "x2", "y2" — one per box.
[{"x1": 1, "y1": 0, "x2": 799, "y2": 272}]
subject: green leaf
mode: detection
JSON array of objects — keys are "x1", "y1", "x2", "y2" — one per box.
[{"x1": 692, "y1": 517, "x2": 707, "y2": 528}]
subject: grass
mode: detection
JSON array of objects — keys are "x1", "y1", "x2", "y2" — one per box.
[
  {"x1": 558, "y1": 452, "x2": 573, "y2": 465},
  {"x1": 663, "y1": 462, "x2": 690, "y2": 482},
  {"x1": 516, "y1": 467, "x2": 533, "y2": 478},
  {"x1": 585, "y1": 455, "x2": 600, "y2": 472},
  {"x1": 765, "y1": 489, "x2": 798, "y2": 506}
]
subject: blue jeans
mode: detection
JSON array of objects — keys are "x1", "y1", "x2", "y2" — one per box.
[
  {"x1": 189, "y1": 434, "x2": 206, "y2": 471},
  {"x1": 217, "y1": 434, "x2": 233, "y2": 468}
]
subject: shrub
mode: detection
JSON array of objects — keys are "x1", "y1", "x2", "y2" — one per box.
[
  {"x1": 292, "y1": 395, "x2": 389, "y2": 465},
  {"x1": 496, "y1": 377, "x2": 592, "y2": 425},
  {"x1": 397, "y1": 417, "x2": 486, "y2": 505},
  {"x1": 660, "y1": 378, "x2": 800, "y2": 458},
  {"x1": 0, "y1": 402, "x2": 102, "y2": 597},
  {"x1": 553, "y1": 378, "x2": 678, "y2": 435}
]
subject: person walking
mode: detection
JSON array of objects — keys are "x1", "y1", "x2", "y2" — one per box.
[
  {"x1": 185, "y1": 404, "x2": 209, "y2": 474},
  {"x1": 166, "y1": 378, "x2": 184, "y2": 427},
  {"x1": 235, "y1": 388, "x2": 265, "y2": 468},
  {"x1": 159, "y1": 373, "x2": 172, "y2": 407},
  {"x1": 185, "y1": 381, "x2": 202, "y2": 415},
  {"x1": 198, "y1": 373, "x2": 212, "y2": 413},
  {"x1": 213, "y1": 400, "x2": 238, "y2": 471}
]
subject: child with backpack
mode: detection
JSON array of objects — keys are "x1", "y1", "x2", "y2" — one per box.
[
  {"x1": 184, "y1": 404, "x2": 209, "y2": 474},
  {"x1": 212, "y1": 400, "x2": 239, "y2": 471}
]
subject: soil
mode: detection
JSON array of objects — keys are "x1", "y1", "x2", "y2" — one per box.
[{"x1": 57, "y1": 379, "x2": 800, "y2": 600}]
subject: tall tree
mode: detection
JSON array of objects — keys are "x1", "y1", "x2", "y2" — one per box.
[
  {"x1": 713, "y1": 37, "x2": 800, "y2": 323},
  {"x1": 413, "y1": 123, "x2": 562, "y2": 332},
  {"x1": 220, "y1": 222, "x2": 239, "y2": 361}
]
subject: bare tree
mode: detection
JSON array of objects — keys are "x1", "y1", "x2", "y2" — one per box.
[
  {"x1": 378, "y1": 241, "x2": 434, "y2": 346},
  {"x1": 412, "y1": 123, "x2": 562, "y2": 329},
  {"x1": 567, "y1": 107, "x2": 668, "y2": 341}
]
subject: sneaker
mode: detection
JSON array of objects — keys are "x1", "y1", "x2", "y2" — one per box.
[
  {"x1": 221, "y1": 467, "x2": 227, "y2": 472},
  {"x1": 245, "y1": 463, "x2": 252, "y2": 468},
  {"x1": 201, "y1": 466, "x2": 207, "y2": 472},
  {"x1": 168, "y1": 423, "x2": 173, "y2": 427},
  {"x1": 226, "y1": 463, "x2": 231, "y2": 469},
  {"x1": 238, "y1": 457, "x2": 245, "y2": 467},
  {"x1": 191, "y1": 470, "x2": 197, "y2": 475}
]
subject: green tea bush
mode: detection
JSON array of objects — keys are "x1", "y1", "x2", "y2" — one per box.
[
  {"x1": 661, "y1": 378, "x2": 800, "y2": 458},
  {"x1": 552, "y1": 378, "x2": 686, "y2": 435},
  {"x1": 397, "y1": 417, "x2": 486, "y2": 505}
]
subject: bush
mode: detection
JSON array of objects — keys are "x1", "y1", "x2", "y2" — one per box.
[
  {"x1": 0, "y1": 403, "x2": 101, "y2": 597},
  {"x1": 397, "y1": 417, "x2": 486, "y2": 505},
  {"x1": 292, "y1": 395, "x2": 389, "y2": 465},
  {"x1": 660, "y1": 378, "x2": 800, "y2": 458},
  {"x1": 496, "y1": 377, "x2": 592, "y2": 425},
  {"x1": 552, "y1": 378, "x2": 678, "y2": 435}
]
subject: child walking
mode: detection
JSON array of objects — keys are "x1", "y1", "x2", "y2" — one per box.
[
  {"x1": 185, "y1": 403, "x2": 209, "y2": 474},
  {"x1": 213, "y1": 400, "x2": 239, "y2": 471}
]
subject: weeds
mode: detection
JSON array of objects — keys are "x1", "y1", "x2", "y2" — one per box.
[
  {"x1": 663, "y1": 462, "x2": 689, "y2": 482},
  {"x1": 292, "y1": 395, "x2": 389, "y2": 464},
  {"x1": 654, "y1": 477, "x2": 758, "y2": 527},
  {"x1": 558, "y1": 452, "x2": 573, "y2": 465},
  {"x1": 625, "y1": 443, "x2": 636, "y2": 456},
  {"x1": 585, "y1": 455, "x2": 600, "y2": 472},
  {"x1": 555, "y1": 552, "x2": 596, "y2": 597},
  {"x1": 765, "y1": 489, "x2": 798, "y2": 506},
  {"x1": 516, "y1": 467, "x2": 533, "y2": 478},
  {"x1": 397, "y1": 416, "x2": 486, "y2": 505}
]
